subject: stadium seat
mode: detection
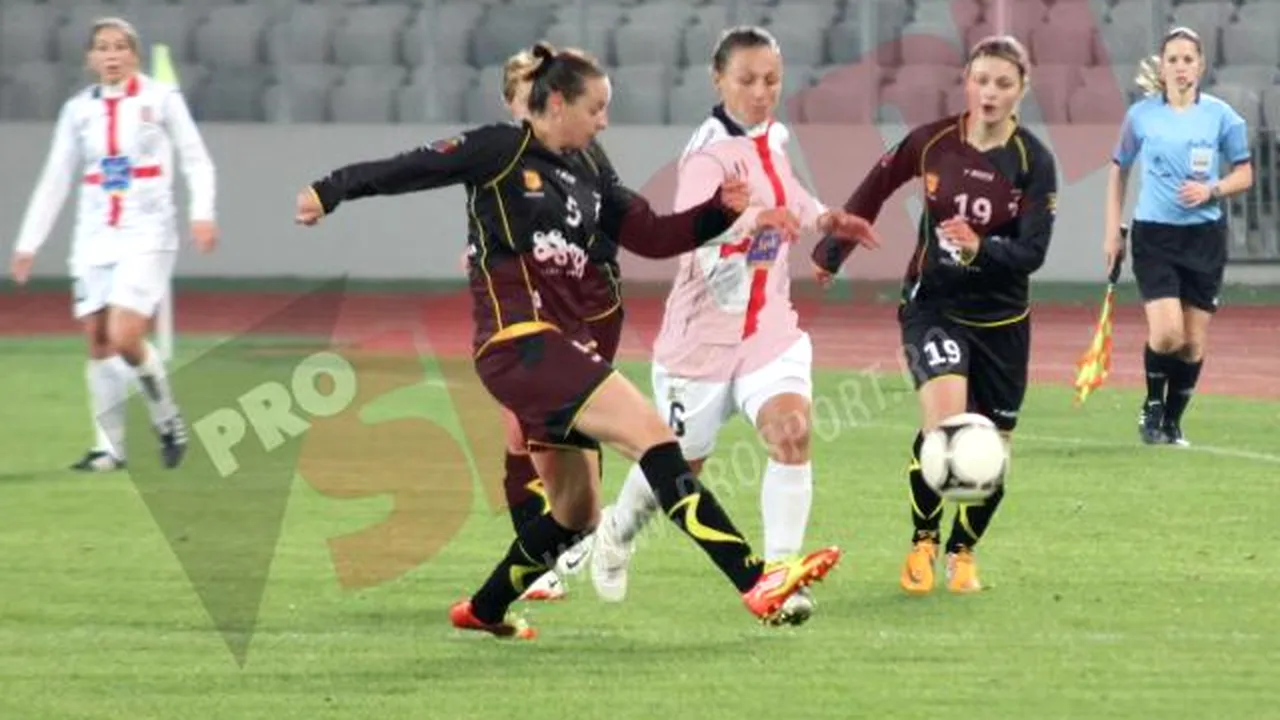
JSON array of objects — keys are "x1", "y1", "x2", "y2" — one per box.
[
  {"x1": 192, "y1": 6, "x2": 268, "y2": 68},
  {"x1": 1066, "y1": 83, "x2": 1125, "y2": 124},
  {"x1": 543, "y1": 21, "x2": 612, "y2": 62},
  {"x1": 463, "y1": 64, "x2": 509, "y2": 123},
  {"x1": 552, "y1": 2, "x2": 626, "y2": 30},
  {"x1": 264, "y1": 4, "x2": 340, "y2": 65},
  {"x1": 470, "y1": 7, "x2": 553, "y2": 68},
  {"x1": 943, "y1": 83, "x2": 966, "y2": 115},
  {"x1": 624, "y1": 2, "x2": 696, "y2": 27},
  {"x1": 1220, "y1": 24, "x2": 1280, "y2": 66},
  {"x1": 912, "y1": 0, "x2": 982, "y2": 29},
  {"x1": 824, "y1": 21, "x2": 865, "y2": 66},
  {"x1": 0, "y1": 3, "x2": 55, "y2": 64},
  {"x1": 1169, "y1": 2, "x2": 1235, "y2": 32},
  {"x1": 613, "y1": 23, "x2": 685, "y2": 68},
  {"x1": 764, "y1": 21, "x2": 826, "y2": 67},
  {"x1": 397, "y1": 65, "x2": 474, "y2": 123},
  {"x1": 329, "y1": 82, "x2": 397, "y2": 123},
  {"x1": 332, "y1": 4, "x2": 415, "y2": 66},
  {"x1": 1212, "y1": 65, "x2": 1280, "y2": 90},
  {"x1": 132, "y1": 5, "x2": 205, "y2": 64},
  {"x1": 799, "y1": 65, "x2": 878, "y2": 123},
  {"x1": 608, "y1": 64, "x2": 670, "y2": 124},
  {"x1": 1095, "y1": 23, "x2": 1151, "y2": 64},
  {"x1": 1030, "y1": 23, "x2": 1095, "y2": 66},
  {"x1": 402, "y1": 3, "x2": 483, "y2": 67},
  {"x1": 1044, "y1": 0, "x2": 1104, "y2": 28},
  {"x1": 1206, "y1": 83, "x2": 1262, "y2": 130},
  {"x1": 192, "y1": 67, "x2": 268, "y2": 121},
  {"x1": 879, "y1": 75, "x2": 945, "y2": 125},
  {"x1": 1234, "y1": 1, "x2": 1280, "y2": 28},
  {"x1": 1107, "y1": 0, "x2": 1158, "y2": 29},
  {"x1": 263, "y1": 64, "x2": 340, "y2": 123},
  {"x1": 1262, "y1": 86, "x2": 1280, "y2": 130},
  {"x1": 0, "y1": 61, "x2": 64, "y2": 121},
  {"x1": 1030, "y1": 64, "x2": 1084, "y2": 123},
  {"x1": 761, "y1": 0, "x2": 839, "y2": 28},
  {"x1": 55, "y1": 3, "x2": 127, "y2": 64}
]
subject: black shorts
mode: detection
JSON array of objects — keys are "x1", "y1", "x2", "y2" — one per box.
[
  {"x1": 474, "y1": 330, "x2": 614, "y2": 451},
  {"x1": 1130, "y1": 219, "x2": 1227, "y2": 313},
  {"x1": 899, "y1": 307, "x2": 1030, "y2": 432}
]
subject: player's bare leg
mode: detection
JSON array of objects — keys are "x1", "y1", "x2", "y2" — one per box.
[
  {"x1": 1161, "y1": 305, "x2": 1210, "y2": 446},
  {"x1": 902, "y1": 376, "x2": 968, "y2": 595},
  {"x1": 453, "y1": 447, "x2": 598, "y2": 639},
  {"x1": 107, "y1": 305, "x2": 186, "y2": 468},
  {"x1": 577, "y1": 372, "x2": 839, "y2": 623},
  {"x1": 72, "y1": 311, "x2": 129, "y2": 472},
  {"x1": 1140, "y1": 298, "x2": 1186, "y2": 445},
  {"x1": 755, "y1": 392, "x2": 816, "y2": 624}
]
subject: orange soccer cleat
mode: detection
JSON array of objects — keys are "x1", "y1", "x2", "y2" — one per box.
[
  {"x1": 741, "y1": 546, "x2": 841, "y2": 623},
  {"x1": 449, "y1": 600, "x2": 536, "y2": 640}
]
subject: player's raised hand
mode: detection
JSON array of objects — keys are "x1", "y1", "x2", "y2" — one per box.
[
  {"x1": 753, "y1": 207, "x2": 801, "y2": 243},
  {"x1": 295, "y1": 187, "x2": 325, "y2": 226},
  {"x1": 819, "y1": 209, "x2": 881, "y2": 249},
  {"x1": 190, "y1": 220, "x2": 218, "y2": 253},
  {"x1": 9, "y1": 251, "x2": 34, "y2": 286}
]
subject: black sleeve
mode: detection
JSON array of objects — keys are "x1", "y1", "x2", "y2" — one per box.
[
  {"x1": 811, "y1": 123, "x2": 928, "y2": 273},
  {"x1": 598, "y1": 171, "x2": 738, "y2": 259},
  {"x1": 972, "y1": 142, "x2": 1058, "y2": 276},
  {"x1": 309, "y1": 124, "x2": 523, "y2": 214}
]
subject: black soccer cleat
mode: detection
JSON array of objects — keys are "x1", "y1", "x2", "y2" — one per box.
[
  {"x1": 70, "y1": 450, "x2": 126, "y2": 472},
  {"x1": 1161, "y1": 421, "x2": 1189, "y2": 447},
  {"x1": 158, "y1": 414, "x2": 189, "y2": 469},
  {"x1": 1138, "y1": 400, "x2": 1169, "y2": 445}
]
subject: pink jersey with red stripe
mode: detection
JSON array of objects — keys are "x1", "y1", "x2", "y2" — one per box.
[{"x1": 652, "y1": 110, "x2": 826, "y2": 380}]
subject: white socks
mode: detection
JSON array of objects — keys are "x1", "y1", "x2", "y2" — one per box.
[
  {"x1": 87, "y1": 356, "x2": 131, "y2": 459},
  {"x1": 611, "y1": 462, "x2": 660, "y2": 544},
  {"x1": 130, "y1": 341, "x2": 178, "y2": 428},
  {"x1": 761, "y1": 460, "x2": 812, "y2": 561}
]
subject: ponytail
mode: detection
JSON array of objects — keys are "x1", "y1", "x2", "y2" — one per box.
[{"x1": 1134, "y1": 55, "x2": 1164, "y2": 96}]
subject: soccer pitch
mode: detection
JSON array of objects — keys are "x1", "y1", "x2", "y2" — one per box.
[{"x1": 1, "y1": 326, "x2": 1278, "y2": 719}]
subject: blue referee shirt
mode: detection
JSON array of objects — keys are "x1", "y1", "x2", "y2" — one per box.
[{"x1": 1112, "y1": 93, "x2": 1251, "y2": 226}]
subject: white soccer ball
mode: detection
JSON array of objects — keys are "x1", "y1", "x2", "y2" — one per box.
[{"x1": 919, "y1": 413, "x2": 1007, "y2": 502}]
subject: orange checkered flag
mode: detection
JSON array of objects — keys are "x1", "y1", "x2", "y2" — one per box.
[{"x1": 1074, "y1": 225, "x2": 1127, "y2": 405}]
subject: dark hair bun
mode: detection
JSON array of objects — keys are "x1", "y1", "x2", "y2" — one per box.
[{"x1": 531, "y1": 42, "x2": 557, "y2": 62}]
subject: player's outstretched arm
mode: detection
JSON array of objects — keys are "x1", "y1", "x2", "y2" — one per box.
[{"x1": 298, "y1": 125, "x2": 520, "y2": 224}]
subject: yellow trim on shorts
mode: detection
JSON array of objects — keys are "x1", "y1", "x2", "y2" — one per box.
[
  {"x1": 946, "y1": 309, "x2": 1030, "y2": 328},
  {"x1": 584, "y1": 301, "x2": 622, "y2": 323},
  {"x1": 565, "y1": 368, "x2": 620, "y2": 435},
  {"x1": 473, "y1": 321, "x2": 558, "y2": 358}
]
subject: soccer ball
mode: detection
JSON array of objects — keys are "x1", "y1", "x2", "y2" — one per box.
[{"x1": 919, "y1": 413, "x2": 1007, "y2": 502}]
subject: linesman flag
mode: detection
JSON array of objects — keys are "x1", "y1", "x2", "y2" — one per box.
[
  {"x1": 1073, "y1": 225, "x2": 1128, "y2": 405},
  {"x1": 152, "y1": 43, "x2": 178, "y2": 85}
]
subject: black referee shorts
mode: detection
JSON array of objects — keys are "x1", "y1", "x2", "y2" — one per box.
[{"x1": 1130, "y1": 219, "x2": 1227, "y2": 313}]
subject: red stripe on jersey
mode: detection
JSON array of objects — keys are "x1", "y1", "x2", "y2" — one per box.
[
  {"x1": 103, "y1": 76, "x2": 140, "y2": 227},
  {"x1": 743, "y1": 131, "x2": 788, "y2": 339}
]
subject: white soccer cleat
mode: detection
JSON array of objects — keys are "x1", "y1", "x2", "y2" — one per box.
[
  {"x1": 590, "y1": 505, "x2": 635, "y2": 603},
  {"x1": 518, "y1": 571, "x2": 567, "y2": 602},
  {"x1": 555, "y1": 532, "x2": 594, "y2": 577}
]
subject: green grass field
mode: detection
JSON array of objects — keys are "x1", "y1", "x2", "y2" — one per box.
[{"x1": 2, "y1": 336, "x2": 1278, "y2": 719}]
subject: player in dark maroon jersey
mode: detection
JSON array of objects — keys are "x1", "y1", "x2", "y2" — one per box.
[
  {"x1": 812, "y1": 35, "x2": 1058, "y2": 596},
  {"x1": 295, "y1": 42, "x2": 843, "y2": 639}
]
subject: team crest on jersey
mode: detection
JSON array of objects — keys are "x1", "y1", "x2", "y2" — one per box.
[
  {"x1": 925, "y1": 172, "x2": 939, "y2": 196},
  {"x1": 523, "y1": 169, "x2": 543, "y2": 191},
  {"x1": 140, "y1": 106, "x2": 154, "y2": 123},
  {"x1": 429, "y1": 135, "x2": 463, "y2": 153},
  {"x1": 746, "y1": 228, "x2": 783, "y2": 266}
]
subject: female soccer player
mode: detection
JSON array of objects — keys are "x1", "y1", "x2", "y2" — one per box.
[
  {"x1": 495, "y1": 48, "x2": 623, "y2": 602},
  {"x1": 295, "y1": 43, "x2": 851, "y2": 639},
  {"x1": 812, "y1": 35, "x2": 1059, "y2": 595},
  {"x1": 589, "y1": 26, "x2": 878, "y2": 626},
  {"x1": 1104, "y1": 26, "x2": 1253, "y2": 447},
  {"x1": 9, "y1": 17, "x2": 217, "y2": 471}
]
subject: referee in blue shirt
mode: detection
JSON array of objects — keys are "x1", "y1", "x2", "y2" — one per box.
[{"x1": 1104, "y1": 26, "x2": 1253, "y2": 446}]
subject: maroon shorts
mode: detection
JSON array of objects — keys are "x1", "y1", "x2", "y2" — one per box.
[
  {"x1": 475, "y1": 330, "x2": 615, "y2": 451},
  {"x1": 585, "y1": 306, "x2": 623, "y2": 363}
]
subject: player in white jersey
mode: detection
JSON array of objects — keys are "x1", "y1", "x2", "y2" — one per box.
[
  {"x1": 589, "y1": 27, "x2": 877, "y2": 625},
  {"x1": 7, "y1": 18, "x2": 217, "y2": 471}
]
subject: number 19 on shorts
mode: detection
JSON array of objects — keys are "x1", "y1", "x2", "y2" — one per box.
[{"x1": 924, "y1": 338, "x2": 962, "y2": 368}]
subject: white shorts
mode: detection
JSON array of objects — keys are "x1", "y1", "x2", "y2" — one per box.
[
  {"x1": 651, "y1": 333, "x2": 813, "y2": 460},
  {"x1": 72, "y1": 251, "x2": 175, "y2": 320}
]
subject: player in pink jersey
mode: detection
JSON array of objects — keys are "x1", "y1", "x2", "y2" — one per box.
[{"x1": 589, "y1": 27, "x2": 878, "y2": 625}]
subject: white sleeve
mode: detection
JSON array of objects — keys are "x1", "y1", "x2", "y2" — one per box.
[
  {"x1": 164, "y1": 88, "x2": 216, "y2": 222},
  {"x1": 14, "y1": 101, "x2": 81, "y2": 256}
]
